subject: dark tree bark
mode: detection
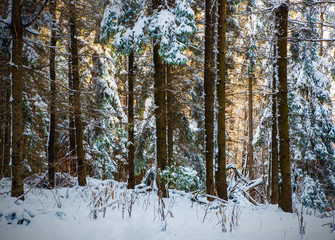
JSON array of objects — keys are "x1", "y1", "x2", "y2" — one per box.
[
  {"x1": 166, "y1": 0, "x2": 174, "y2": 170},
  {"x1": 276, "y1": 4, "x2": 292, "y2": 213},
  {"x1": 319, "y1": 7, "x2": 324, "y2": 56},
  {"x1": 0, "y1": 111, "x2": 2, "y2": 178},
  {"x1": 3, "y1": 84, "x2": 11, "y2": 178},
  {"x1": 271, "y1": 43, "x2": 279, "y2": 204},
  {"x1": 69, "y1": 1, "x2": 86, "y2": 186},
  {"x1": 246, "y1": 0, "x2": 255, "y2": 181},
  {"x1": 152, "y1": 0, "x2": 168, "y2": 197},
  {"x1": 216, "y1": 0, "x2": 227, "y2": 200},
  {"x1": 11, "y1": 0, "x2": 24, "y2": 200},
  {"x1": 153, "y1": 43, "x2": 167, "y2": 197},
  {"x1": 68, "y1": 53, "x2": 76, "y2": 176},
  {"x1": 204, "y1": 0, "x2": 215, "y2": 198},
  {"x1": 48, "y1": 0, "x2": 57, "y2": 188},
  {"x1": 0, "y1": 81, "x2": 3, "y2": 177},
  {"x1": 128, "y1": 51, "x2": 135, "y2": 189},
  {"x1": 0, "y1": 32, "x2": 11, "y2": 178},
  {"x1": 167, "y1": 65, "x2": 174, "y2": 167},
  {"x1": 247, "y1": 73, "x2": 254, "y2": 180},
  {"x1": 0, "y1": 0, "x2": 6, "y2": 179}
]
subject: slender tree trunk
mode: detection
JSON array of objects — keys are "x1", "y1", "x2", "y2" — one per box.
[
  {"x1": 102, "y1": 159, "x2": 106, "y2": 180},
  {"x1": 0, "y1": 0, "x2": 5, "y2": 179},
  {"x1": 276, "y1": 3, "x2": 292, "y2": 213},
  {"x1": 271, "y1": 43, "x2": 279, "y2": 204},
  {"x1": 153, "y1": 43, "x2": 167, "y2": 197},
  {"x1": 247, "y1": 74, "x2": 254, "y2": 180},
  {"x1": 4, "y1": 84, "x2": 11, "y2": 178},
  {"x1": 0, "y1": 91, "x2": 3, "y2": 177},
  {"x1": 241, "y1": 104, "x2": 248, "y2": 176},
  {"x1": 69, "y1": 1, "x2": 86, "y2": 186},
  {"x1": 128, "y1": 51, "x2": 135, "y2": 189},
  {"x1": 246, "y1": 0, "x2": 255, "y2": 181},
  {"x1": 167, "y1": 65, "x2": 174, "y2": 166},
  {"x1": 11, "y1": 0, "x2": 24, "y2": 200},
  {"x1": 48, "y1": 0, "x2": 57, "y2": 188},
  {"x1": 166, "y1": 0, "x2": 174, "y2": 169},
  {"x1": 1, "y1": 48, "x2": 11, "y2": 178},
  {"x1": 68, "y1": 23, "x2": 75, "y2": 176},
  {"x1": 216, "y1": 0, "x2": 227, "y2": 200},
  {"x1": 152, "y1": 0, "x2": 168, "y2": 197},
  {"x1": 68, "y1": 55, "x2": 76, "y2": 176},
  {"x1": 267, "y1": 147, "x2": 271, "y2": 201},
  {"x1": 204, "y1": 0, "x2": 215, "y2": 198},
  {"x1": 319, "y1": 7, "x2": 324, "y2": 57}
]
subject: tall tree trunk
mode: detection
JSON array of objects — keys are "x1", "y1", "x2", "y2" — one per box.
[
  {"x1": 11, "y1": 0, "x2": 24, "y2": 200},
  {"x1": 319, "y1": 6, "x2": 324, "y2": 57},
  {"x1": 48, "y1": 0, "x2": 57, "y2": 188},
  {"x1": 152, "y1": 0, "x2": 168, "y2": 197},
  {"x1": 166, "y1": 0, "x2": 174, "y2": 170},
  {"x1": 247, "y1": 74, "x2": 254, "y2": 180},
  {"x1": 68, "y1": 53, "x2": 76, "y2": 176},
  {"x1": 0, "y1": 0, "x2": 5, "y2": 179},
  {"x1": 153, "y1": 43, "x2": 167, "y2": 197},
  {"x1": 69, "y1": 1, "x2": 86, "y2": 186},
  {"x1": 216, "y1": 0, "x2": 227, "y2": 200},
  {"x1": 276, "y1": 3, "x2": 292, "y2": 213},
  {"x1": 128, "y1": 51, "x2": 135, "y2": 189},
  {"x1": 204, "y1": 0, "x2": 215, "y2": 198},
  {"x1": 0, "y1": 37, "x2": 11, "y2": 178},
  {"x1": 3, "y1": 84, "x2": 11, "y2": 178},
  {"x1": 271, "y1": 43, "x2": 279, "y2": 204},
  {"x1": 0, "y1": 87, "x2": 3, "y2": 177},
  {"x1": 167, "y1": 65, "x2": 174, "y2": 167},
  {"x1": 246, "y1": 0, "x2": 255, "y2": 181}
]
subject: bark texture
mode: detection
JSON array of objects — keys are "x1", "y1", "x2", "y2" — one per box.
[
  {"x1": 153, "y1": 0, "x2": 167, "y2": 197},
  {"x1": 271, "y1": 45, "x2": 279, "y2": 204},
  {"x1": 11, "y1": 0, "x2": 24, "y2": 200},
  {"x1": 247, "y1": 74, "x2": 254, "y2": 180},
  {"x1": 276, "y1": 4, "x2": 292, "y2": 213},
  {"x1": 128, "y1": 52, "x2": 135, "y2": 189},
  {"x1": 167, "y1": 65, "x2": 174, "y2": 166},
  {"x1": 204, "y1": 0, "x2": 215, "y2": 198},
  {"x1": 48, "y1": 0, "x2": 57, "y2": 188},
  {"x1": 154, "y1": 43, "x2": 167, "y2": 197},
  {"x1": 0, "y1": 37, "x2": 11, "y2": 178},
  {"x1": 217, "y1": 0, "x2": 227, "y2": 200},
  {"x1": 68, "y1": 53, "x2": 76, "y2": 176},
  {"x1": 70, "y1": 1, "x2": 86, "y2": 186}
]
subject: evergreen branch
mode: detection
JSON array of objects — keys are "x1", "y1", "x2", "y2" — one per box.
[
  {"x1": 0, "y1": 18, "x2": 11, "y2": 28},
  {"x1": 288, "y1": 37, "x2": 335, "y2": 42},
  {"x1": 23, "y1": 0, "x2": 49, "y2": 28}
]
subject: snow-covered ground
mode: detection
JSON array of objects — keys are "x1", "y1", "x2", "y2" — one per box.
[{"x1": 0, "y1": 177, "x2": 334, "y2": 240}]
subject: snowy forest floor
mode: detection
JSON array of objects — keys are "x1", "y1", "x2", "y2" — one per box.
[{"x1": 0, "y1": 176, "x2": 334, "y2": 240}]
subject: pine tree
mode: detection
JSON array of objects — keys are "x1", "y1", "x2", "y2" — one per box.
[
  {"x1": 204, "y1": 0, "x2": 215, "y2": 198},
  {"x1": 271, "y1": 41, "x2": 279, "y2": 204},
  {"x1": 11, "y1": 0, "x2": 25, "y2": 199},
  {"x1": 216, "y1": 0, "x2": 228, "y2": 200},
  {"x1": 0, "y1": 0, "x2": 11, "y2": 179},
  {"x1": 101, "y1": 0, "x2": 148, "y2": 188},
  {"x1": 69, "y1": 0, "x2": 86, "y2": 186},
  {"x1": 48, "y1": 0, "x2": 57, "y2": 188},
  {"x1": 166, "y1": 65, "x2": 174, "y2": 166},
  {"x1": 289, "y1": 0, "x2": 335, "y2": 207},
  {"x1": 246, "y1": 0, "x2": 256, "y2": 180},
  {"x1": 148, "y1": 0, "x2": 196, "y2": 196},
  {"x1": 275, "y1": 3, "x2": 292, "y2": 213}
]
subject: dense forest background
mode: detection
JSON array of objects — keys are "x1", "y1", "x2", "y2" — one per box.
[{"x1": 0, "y1": 0, "x2": 334, "y2": 213}]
